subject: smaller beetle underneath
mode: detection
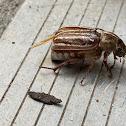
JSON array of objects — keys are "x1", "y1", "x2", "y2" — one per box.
[{"x1": 31, "y1": 27, "x2": 126, "y2": 85}]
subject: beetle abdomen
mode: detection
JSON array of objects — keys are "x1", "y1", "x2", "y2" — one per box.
[
  {"x1": 51, "y1": 27, "x2": 101, "y2": 61},
  {"x1": 51, "y1": 52, "x2": 74, "y2": 60}
]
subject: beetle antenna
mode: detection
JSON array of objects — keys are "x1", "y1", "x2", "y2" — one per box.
[{"x1": 30, "y1": 34, "x2": 54, "y2": 48}]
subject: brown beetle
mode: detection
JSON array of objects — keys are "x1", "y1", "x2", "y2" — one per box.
[{"x1": 31, "y1": 27, "x2": 126, "y2": 84}]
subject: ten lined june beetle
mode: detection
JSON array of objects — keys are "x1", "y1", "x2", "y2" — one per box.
[{"x1": 31, "y1": 27, "x2": 126, "y2": 84}]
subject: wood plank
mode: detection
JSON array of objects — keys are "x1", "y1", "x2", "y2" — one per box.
[
  {"x1": 58, "y1": 0, "x2": 108, "y2": 125},
  {"x1": 0, "y1": 0, "x2": 4, "y2": 3},
  {"x1": 0, "y1": 0, "x2": 74, "y2": 126},
  {"x1": 12, "y1": 0, "x2": 90, "y2": 126},
  {"x1": 62, "y1": 0, "x2": 90, "y2": 26},
  {"x1": 107, "y1": 77, "x2": 126, "y2": 126},
  {"x1": 83, "y1": 0, "x2": 124, "y2": 126},
  {"x1": 0, "y1": 0, "x2": 25, "y2": 37},
  {"x1": 80, "y1": 0, "x2": 106, "y2": 27},
  {"x1": 0, "y1": 0, "x2": 57, "y2": 125},
  {"x1": 61, "y1": 0, "x2": 125, "y2": 124},
  {"x1": 0, "y1": 0, "x2": 56, "y2": 100},
  {"x1": 38, "y1": 1, "x2": 108, "y2": 126},
  {"x1": 107, "y1": 0, "x2": 126, "y2": 125},
  {"x1": 1, "y1": 0, "x2": 125, "y2": 126}
]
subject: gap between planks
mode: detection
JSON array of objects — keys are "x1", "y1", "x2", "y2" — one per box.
[
  {"x1": 105, "y1": 1, "x2": 126, "y2": 126},
  {"x1": 35, "y1": 0, "x2": 125, "y2": 125},
  {"x1": 27, "y1": 0, "x2": 120, "y2": 125},
  {"x1": 35, "y1": 0, "x2": 108, "y2": 125},
  {"x1": 10, "y1": 0, "x2": 75, "y2": 125},
  {"x1": 0, "y1": 0, "x2": 57, "y2": 104},
  {"x1": 0, "y1": 0, "x2": 124, "y2": 125},
  {"x1": 11, "y1": 0, "x2": 91, "y2": 125},
  {"x1": 57, "y1": 0, "x2": 92, "y2": 125},
  {"x1": 82, "y1": 0, "x2": 125, "y2": 125},
  {"x1": 34, "y1": 0, "x2": 94, "y2": 125},
  {"x1": 105, "y1": 59, "x2": 125, "y2": 126},
  {"x1": 34, "y1": 0, "x2": 76, "y2": 125},
  {"x1": 9, "y1": 0, "x2": 58, "y2": 125},
  {"x1": 56, "y1": 0, "x2": 125, "y2": 125},
  {"x1": 58, "y1": 0, "x2": 108, "y2": 125}
]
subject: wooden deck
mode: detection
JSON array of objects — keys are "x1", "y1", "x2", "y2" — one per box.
[{"x1": 0, "y1": 0, "x2": 126, "y2": 126}]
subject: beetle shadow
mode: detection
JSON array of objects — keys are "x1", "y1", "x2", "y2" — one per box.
[
  {"x1": 41, "y1": 59, "x2": 124, "y2": 86},
  {"x1": 52, "y1": 60, "x2": 98, "y2": 77},
  {"x1": 51, "y1": 60, "x2": 94, "y2": 84}
]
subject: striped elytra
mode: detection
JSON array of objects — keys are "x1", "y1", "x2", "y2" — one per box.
[{"x1": 51, "y1": 27, "x2": 102, "y2": 61}]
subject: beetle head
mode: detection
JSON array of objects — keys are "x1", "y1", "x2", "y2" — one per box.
[{"x1": 114, "y1": 39, "x2": 126, "y2": 57}]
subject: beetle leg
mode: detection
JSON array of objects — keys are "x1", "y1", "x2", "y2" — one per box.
[
  {"x1": 40, "y1": 58, "x2": 83, "y2": 72},
  {"x1": 110, "y1": 52, "x2": 117, "y2": 69},
  {"x1": 80, "y1": 58, "x2": 97, "y2": 85},
  {"x1": 103, "y1": 52, "x2": 112, "y2": 78}
]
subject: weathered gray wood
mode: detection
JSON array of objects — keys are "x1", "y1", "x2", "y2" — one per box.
[
  {"x1": 59, "y1": 0, "x2": 108, "y2": 125},
  {"x1": 0, "y1": 0, "x2": 4, "y2": 3},
  {"x1": 0, "y1": 0, "x2": 55, "y2": 99},
  {"x1": 0, "y1": 0, "x2": 126, "y2": 125},
  {"x1": 1, "y1": 0, "x2": 75, "y2": 126},
  {"x1": 107, "y1": 1, "x2": 126, "y2": 125},
  {"x1": 0, "y1": 0, "x2": 57, "y2": 125},
  {"x1": 36, "y1": 0, "x2": 101, "y2": 125},
  {"x1": 83, "y1": 0, "x2": 124, "y2": 126},
  {"x1": 80, "y1": 0, "x2": 106, "y2": 27},
  {"x1": 107, "y1": 77, "x2": 126, "y2": 126},
  {"x1": 62, "y1": 0, "x2": 89, "y2": 26},
  {"x1": 59, "y1": 0, "x2": 125, "y2": 125},
  {"x1": 36, "y1": 0, "x2": 114, "y2": 125},
  {"x1": 12, "y1": 0, "x2": 90, "y2": 126}
]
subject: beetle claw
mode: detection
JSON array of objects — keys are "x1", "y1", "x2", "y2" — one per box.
[
  {"x1": 53, "y1": 68, "x2": 57, "y2": 72},
  {"x1": 109, "y1": 72, "x2": 112, "y2": 78},
  {"x1": 110, "y1": 65, "x2": 114, "y2": 70},
  {"x1": 79, "y1": 81, "x2": 83, "y2": 86}
]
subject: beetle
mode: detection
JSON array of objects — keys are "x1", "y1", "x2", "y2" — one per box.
[{"x1": 31, "y1": 27, "x2": 126, "y2": 84}]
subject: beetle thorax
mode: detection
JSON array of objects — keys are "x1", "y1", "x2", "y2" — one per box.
[{"x1": 99, "y1": 31, "x2": 118, "y2": 54}]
